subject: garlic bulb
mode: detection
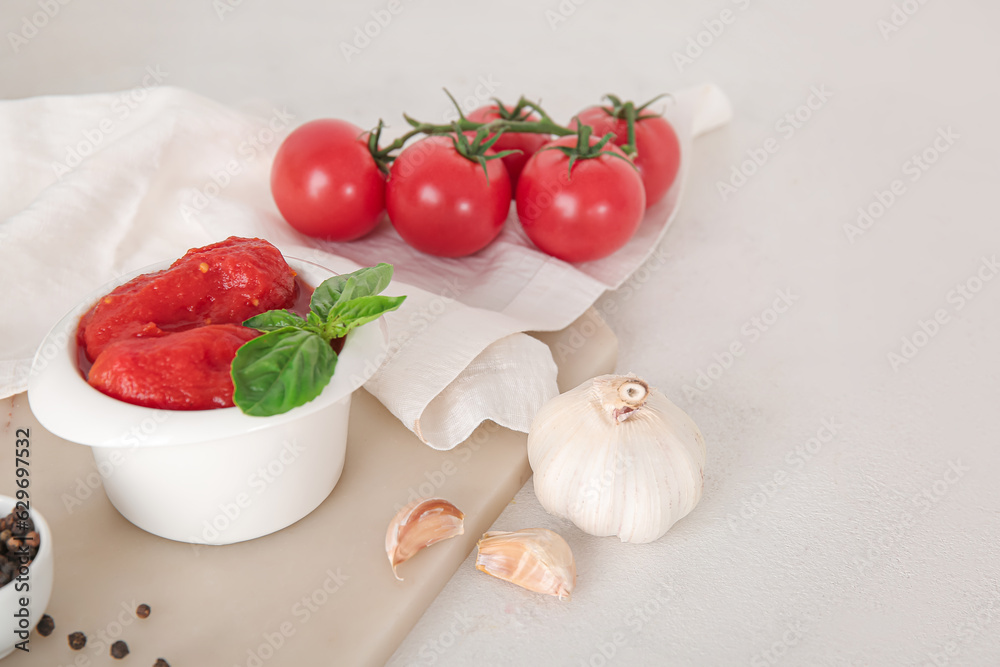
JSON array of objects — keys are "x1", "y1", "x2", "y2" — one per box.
[
  {"x1": 386, "y1": 498, "x2": 465, "y2": 580},
  {"x1": 475, "y1": 528, "x2": 576, "y2": 600},
  {"x1": 527, "y1": 374, "x2": 706, "y2": 544}
]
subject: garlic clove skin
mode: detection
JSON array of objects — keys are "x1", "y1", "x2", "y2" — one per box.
[
  {"x1": 475, "y1": 528, "x2": 576, "y2": 600},
  {"x1": 528, "y1": 374, "x2": 706, "y2": 544},
  {"x1": 386, "y1": 498, "x2": 465, "y2": 581}
]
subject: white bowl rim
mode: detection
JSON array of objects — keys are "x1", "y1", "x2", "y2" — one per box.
[{"x1": 27, "y1": 255, "x2": 388, "y2": 449}]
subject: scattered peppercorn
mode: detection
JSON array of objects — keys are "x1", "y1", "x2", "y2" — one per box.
[
  {"x1": 68, "y1": 631, "x2": 87, "y2": 650},
  {"x1": 111, "y1": 640, "x2": 130, "y2": 659},
  {"x1": 36, "y1": 614, "x2": 55, "y2": 637},
  {"x1": 136, "y1": 603, "x2": 151, "y2": 618},
  {"x1": 154, "y1": 659, "x2": 170, "y2": 667}
]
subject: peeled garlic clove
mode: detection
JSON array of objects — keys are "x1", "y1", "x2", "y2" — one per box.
[
  {"x1": 475, "y1": 528, "x2": 576, "y2": 600},
  {"x1": 386, "y1": 498, "x2": 465, "y2": 581},
  {"x1": 528, "y1": 374, "x2": 706, "y2": 544}
]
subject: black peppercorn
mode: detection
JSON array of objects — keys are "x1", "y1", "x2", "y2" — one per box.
[
  {"x1": 68, "y1": 631, "x2": 87, "y2": 650},
  {"x1": 36, "y1": 614, "x2": 54, "y2": 637},
  {"x1": 111, "y1": 640, "x2": 130, "y2": 659},
  {"x1": 154, "y1": 659, "x2": 170, "y2": 667},
  {"x1": 0, "y1": 510, "x2": 39, "y2": 590},
  {"x1": 136, "y1": 603, "x2": 151, "y2": 618}
]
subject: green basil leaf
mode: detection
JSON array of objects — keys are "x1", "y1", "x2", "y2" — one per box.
[
  {"x1": 309, "y1": 263, "x2": 395, "y2": 319},
  {"x1": 231, "y1": 328, "x2": 338, "y2": 417},
  {"x1": 338, "y1": 275, "x2": 359, "y2": 303},
  {"x1": 324, "y1": 294, "x2": 406, "y2": 339},
  {"x1": 243, "y1": 309, "x2": 307, "y2": 332},
  {"x1": 344, "y1": 263, "x2": 394, "y2": 299},
  {"x1": 306, "y1": 311, "x2": 323, "y2": 328}
]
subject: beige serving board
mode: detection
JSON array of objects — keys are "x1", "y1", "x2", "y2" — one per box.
[{"x1": 0, "y1": 309, "x2": 616, "y2": 667}]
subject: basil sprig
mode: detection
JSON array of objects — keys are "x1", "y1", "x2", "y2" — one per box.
[{"x1": 231, "y1": 263, "x2": 405, "y2": 417}]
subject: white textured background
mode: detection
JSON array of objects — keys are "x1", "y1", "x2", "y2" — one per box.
[{"x1": 3, "y1": 1, "x2": 999, "y2": 665}]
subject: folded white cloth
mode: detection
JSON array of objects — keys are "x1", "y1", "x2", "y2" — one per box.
[{"x1": 0, "y1": 84, "x2": 731, "y2": 449}]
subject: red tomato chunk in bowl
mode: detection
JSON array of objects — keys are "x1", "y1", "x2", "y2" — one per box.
[
  {"x1": 88, "y1": 324, "x2": 260, "y2": 410},
  {"x1": 76, "y1": 237, "x2": 299, "y2": 410}
]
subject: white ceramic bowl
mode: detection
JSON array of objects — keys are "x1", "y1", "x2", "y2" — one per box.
[
  {"x1": 0, "y1": 497, "x2": 53, "y2": 659},
  {"x1": 27, "y1": 257, "x2": 388, "y2": 545}
]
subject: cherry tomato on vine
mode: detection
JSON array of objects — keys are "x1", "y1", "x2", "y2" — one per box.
[
  {"x1": 515, "y1": 136, "x2": 645, "y2": 263},
  {"x1": 270, "y1": 119, "x2": 385, "y2": 241},
  {"x1": 467, "y1": 105, "x2": 549, "y2": 189},
  {"x1": 570, "y1": 107, "x2": 679, "y2": 208},
  {"x1": 385, "y1": 135, "x2": 511, "y2": 258}
]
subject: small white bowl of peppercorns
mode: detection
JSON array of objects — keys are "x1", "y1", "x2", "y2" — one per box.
[{"x1": 0, "y1": 495, "x2": 53, "y2": 658}]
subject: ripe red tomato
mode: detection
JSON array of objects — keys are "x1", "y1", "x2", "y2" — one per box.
[
  {"x1": 385, "y1": 136, "x2": 511, "y2": 257},
  {"x1": 467, "y1": 105, "x2": 549, "y2": 189},
  {"x1": 516, "y1": 136, "x2": 645, "y2": 263},
  {"x1": 570, "y1": 108, "x2": 679, "y2": 208},
  {"x1": 270, "y1": 119, "x2": 385, "y2": 241}
]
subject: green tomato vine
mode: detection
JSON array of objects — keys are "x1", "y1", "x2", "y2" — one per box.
[{"x1": 366, "y1": 90, "x2": 671, "y2": 174}]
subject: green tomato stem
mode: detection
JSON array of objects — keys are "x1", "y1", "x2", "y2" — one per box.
[
  {"x1": 621, "y1": 101, "x2": 638, "y2": 158},
  {"x1": 371, "y1": 117, "x2": 573, "y2": 163}
]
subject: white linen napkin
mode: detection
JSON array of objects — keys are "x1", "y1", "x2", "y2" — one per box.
[{"x1": 0, "y1": 84, "x2": 731, "y2": 449}]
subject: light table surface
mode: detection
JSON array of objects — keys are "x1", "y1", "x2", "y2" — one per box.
[{"x1": 2, "y1": 1, "x2": 998, "y2": 665}]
